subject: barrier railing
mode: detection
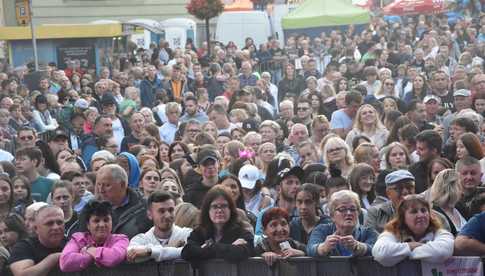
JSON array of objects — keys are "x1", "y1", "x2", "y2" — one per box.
[{"x1": 47, "y1": 257, "x2": 428, "y2": 276}]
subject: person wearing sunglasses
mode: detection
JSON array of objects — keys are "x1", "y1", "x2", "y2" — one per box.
[
  {"x1": 307, "y1": 190, "x2": 378, "y2": 257},
  {"x1": 15, "y1": 127, "x2": 37, "y2": 150}
]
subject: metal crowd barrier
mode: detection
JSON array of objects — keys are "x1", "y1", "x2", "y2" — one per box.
[{"x1": 47, "y1": 257, "x2": 427, "y2": 276}]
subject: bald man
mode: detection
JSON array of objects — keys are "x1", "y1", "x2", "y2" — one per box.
[{"x1": 9, "y1": 206, "x2": 66, "y2": 276}]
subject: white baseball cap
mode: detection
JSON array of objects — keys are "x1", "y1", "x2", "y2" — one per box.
[{"x1": 238, "y1": 164, "x2": 260, "y2": 189}]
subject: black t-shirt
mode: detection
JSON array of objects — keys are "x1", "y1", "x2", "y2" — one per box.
[
  {"x1": 435, "y1": 90, "x2": 455, "y2": 112},
  {"x1": 8, "y1": 237, "x2": 66, "y2": 265}
]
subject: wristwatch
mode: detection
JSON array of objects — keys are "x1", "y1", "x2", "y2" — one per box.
[{"x1": 146, "y1": 247, "x2": 152, "y2": 256}]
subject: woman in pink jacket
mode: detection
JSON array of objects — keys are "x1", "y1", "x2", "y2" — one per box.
[{"x1": 60, "y1": 200, "x2": 129, "y2": 272}]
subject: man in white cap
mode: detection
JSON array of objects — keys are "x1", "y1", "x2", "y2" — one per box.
[
  {"x1": 442, "y1": 88, "x2": 473, "y2": 142},
  {"x1": 423, "y1": 95, "x2": 442, "y2": 125},
  {"x1": 365, "y1": 169, "x2": 450, "y2": 233}
]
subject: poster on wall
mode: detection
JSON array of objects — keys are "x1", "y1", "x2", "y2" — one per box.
[{"x1": 57, "y1": 45, "x2": 95, "y2": 70}]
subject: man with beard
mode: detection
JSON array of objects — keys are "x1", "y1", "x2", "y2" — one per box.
[
  {"x1": 127, "y1": 192, "x2": 192, "y2": 262},
  {"x1": 456, "y1": 157, "x2": 485, "y2": 220},
  {"x1": 254, "y1": 166, "x2": 304, "y2": 237},
  {"x1": 9, "y1": 206, "x2": 66, "y2": 276},
  {"x1": 408, "y1": 130, "x2": 442, "y2": 193},
  {"x1": 179, "y1": 96, "x2": 208, "y2": 123}
]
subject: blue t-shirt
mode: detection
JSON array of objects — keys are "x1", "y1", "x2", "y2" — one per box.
[
  {"x1": 330, "y1": 109, "x2": 352, "y2": 130},
  {"x1": 459, "y1": 212, "x2": 485, "y2": 243}
]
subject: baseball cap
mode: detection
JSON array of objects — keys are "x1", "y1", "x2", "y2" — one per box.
[
  {"x1": 238, "y1": 164, "x2": 260, "y2": 189},
  {"x1": 453, "y1": 89, "x2": 471, "y2": 97},
  {"x1": 242, "y1": 119, "x2": 258, "y2": 132},
  {"x1": 385, "y1": 170, "x2": 415, "y2": 186},
  {"x1": 74, "y1": 99, "x2": 89, "y2": 110},
  {"x1": 101, "y1": 93, "x2": 117, "y2": 106},
  {"x1": 423, "y1": 95, "x2": 441, "y2": 104},
  {"x1": 48, "y1": 129, "x2": 68, "y2": 142},
  {"x1": 197, "y1": 149, "x2": 219, "y2": 164},
  {"x1": 277, "y1": 166, "x2": 304, "y2": 182}
]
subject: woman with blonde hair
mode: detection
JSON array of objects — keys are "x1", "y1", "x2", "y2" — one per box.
[
  {"x1": 430, "y1": 169, "x2": 466, "y2": 236},
  {"x1": 345, "y1": 104, "x2": 389, "y2": 149},
  {"x1": 323, "y1": 136, "x2": 354, "y2": 178},
  {"x1": 374, "y1": 77, "x2": 398, "y2": 99},
  {"x1": 257, "y1": 142, "x2": 277, "y2": 177}
]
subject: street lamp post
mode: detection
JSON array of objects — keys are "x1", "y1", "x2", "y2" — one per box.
[{"x1": 28, "y1": 0, "x2": 39, "y2": 71}]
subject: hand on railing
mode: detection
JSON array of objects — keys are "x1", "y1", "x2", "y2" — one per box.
[
  {"x1": 126, "y1": 247, "x2": 151, "y2": 262},
  {"x1": 232, "y1": 239, "x2": 248, "y2": 246},
  {"x1": 261, "y1": 252, "x2": 282, "y2": 266}
]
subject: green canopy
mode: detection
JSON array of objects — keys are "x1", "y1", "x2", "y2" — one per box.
[{"x1": 282, "y1": 0, "x2": 370, "y2": 30}]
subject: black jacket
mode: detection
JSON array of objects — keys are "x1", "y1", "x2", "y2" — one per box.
[
  {"x1": 77, "y1": 188, "x2": 151, "y2": 239},
  {"x1": 409, "y1": 161, "x2": 429, "y2": 194},
  {"x1": 277, "y1": 76, "x2": 305, "y2": 102},
  {"x1": 181, "y1": 223, "x2": 254, "y2": 266}
]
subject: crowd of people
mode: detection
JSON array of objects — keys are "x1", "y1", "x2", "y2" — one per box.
[{"x1": 1, "y1": 5, "x2": 485, "y2": 275}]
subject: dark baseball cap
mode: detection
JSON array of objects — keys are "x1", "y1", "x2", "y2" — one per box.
[
  {"x1": 48, "y1": 129, "x2": 68, "y2": 142},
  {"x1": 277, "y1": 166, "x2": 304, "y2": 182},
  {"x1": 101, "y1": 93, "x2": 117, "y2": 106},
  {"x1": 197, "y1": 149, "x2": 219, "y2": 164}
]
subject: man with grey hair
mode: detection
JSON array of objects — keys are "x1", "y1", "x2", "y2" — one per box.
[
  {"x1": 87, "y1": 164, "x2": 150, "y2": 238},
  {"x1": 182, "y1": 119, "x2": 202, "y2": 144},
  {"x1": 279, "y1": 100, "x2": 294, "y2": 121},
  {"x1": 159, "y1": 102, "x2": 181, "y2": 144},
  {"x1": 9, "y1": 205, "x2": 65, "y2": 276},
  {"x1": 261, "y1": 71, "x2": 279, "y2": 113}
]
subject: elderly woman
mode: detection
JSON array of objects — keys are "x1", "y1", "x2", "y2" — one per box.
[
  {"x1": 307, "y1": 190, "x2": 378, "y2": 257},
  {"x1": 430, "y1": 169, "x2": 467, "y2": 236},
  {"x1": 181, "y1": 186, "x2": 254, "y2": 266},
  {"x1": 255, "y1": 207, "x2": 306, "y2": 266},
  {"x1": 60, "y1": 200, "x2": 129, "y2": 272},
  {"x1": 345, "y1": 104, "x2": 389, "y2": 149},
  {"x1": 372, "y1": 195, "x2": 454, "y2": 267}
]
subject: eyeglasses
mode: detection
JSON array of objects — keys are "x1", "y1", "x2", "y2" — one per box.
[
  {"x1": 187, "y1": 129, "x2": 200, "y2": 133},
  {"x1": 335, "y1": 207, "x2": 358, "y2": 214},
  {"x1": 19, "y1": 135, "x2": 34, "y2": 141},
  {"x1": 145, "y1": 175, "x2": 160, "y2": 181},
  {"x1": 297, "y1": 107, "x2": 309, "y2": 111},
  {"x1": 388, "y1": 183, "x2": 415, "y2": 195},
  {"x1": 327, "y1": 147, "x2": 344, "y2": 153},
  {"x1": 210, "y1": 203, "x2": 229, "y2": 211}
]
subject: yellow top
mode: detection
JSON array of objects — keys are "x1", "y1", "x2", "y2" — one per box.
[{"x1": 0, "y1": 23, "x2": 123, "y2": 40}]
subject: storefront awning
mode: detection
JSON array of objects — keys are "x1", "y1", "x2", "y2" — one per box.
[{"x1": 0, "y1": 23, "x2": 123, "y2": 40}]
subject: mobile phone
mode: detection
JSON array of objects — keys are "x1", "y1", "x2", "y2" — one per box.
[{"x1": 279, "y1": 241, "x2": 291, "y2": 250}]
